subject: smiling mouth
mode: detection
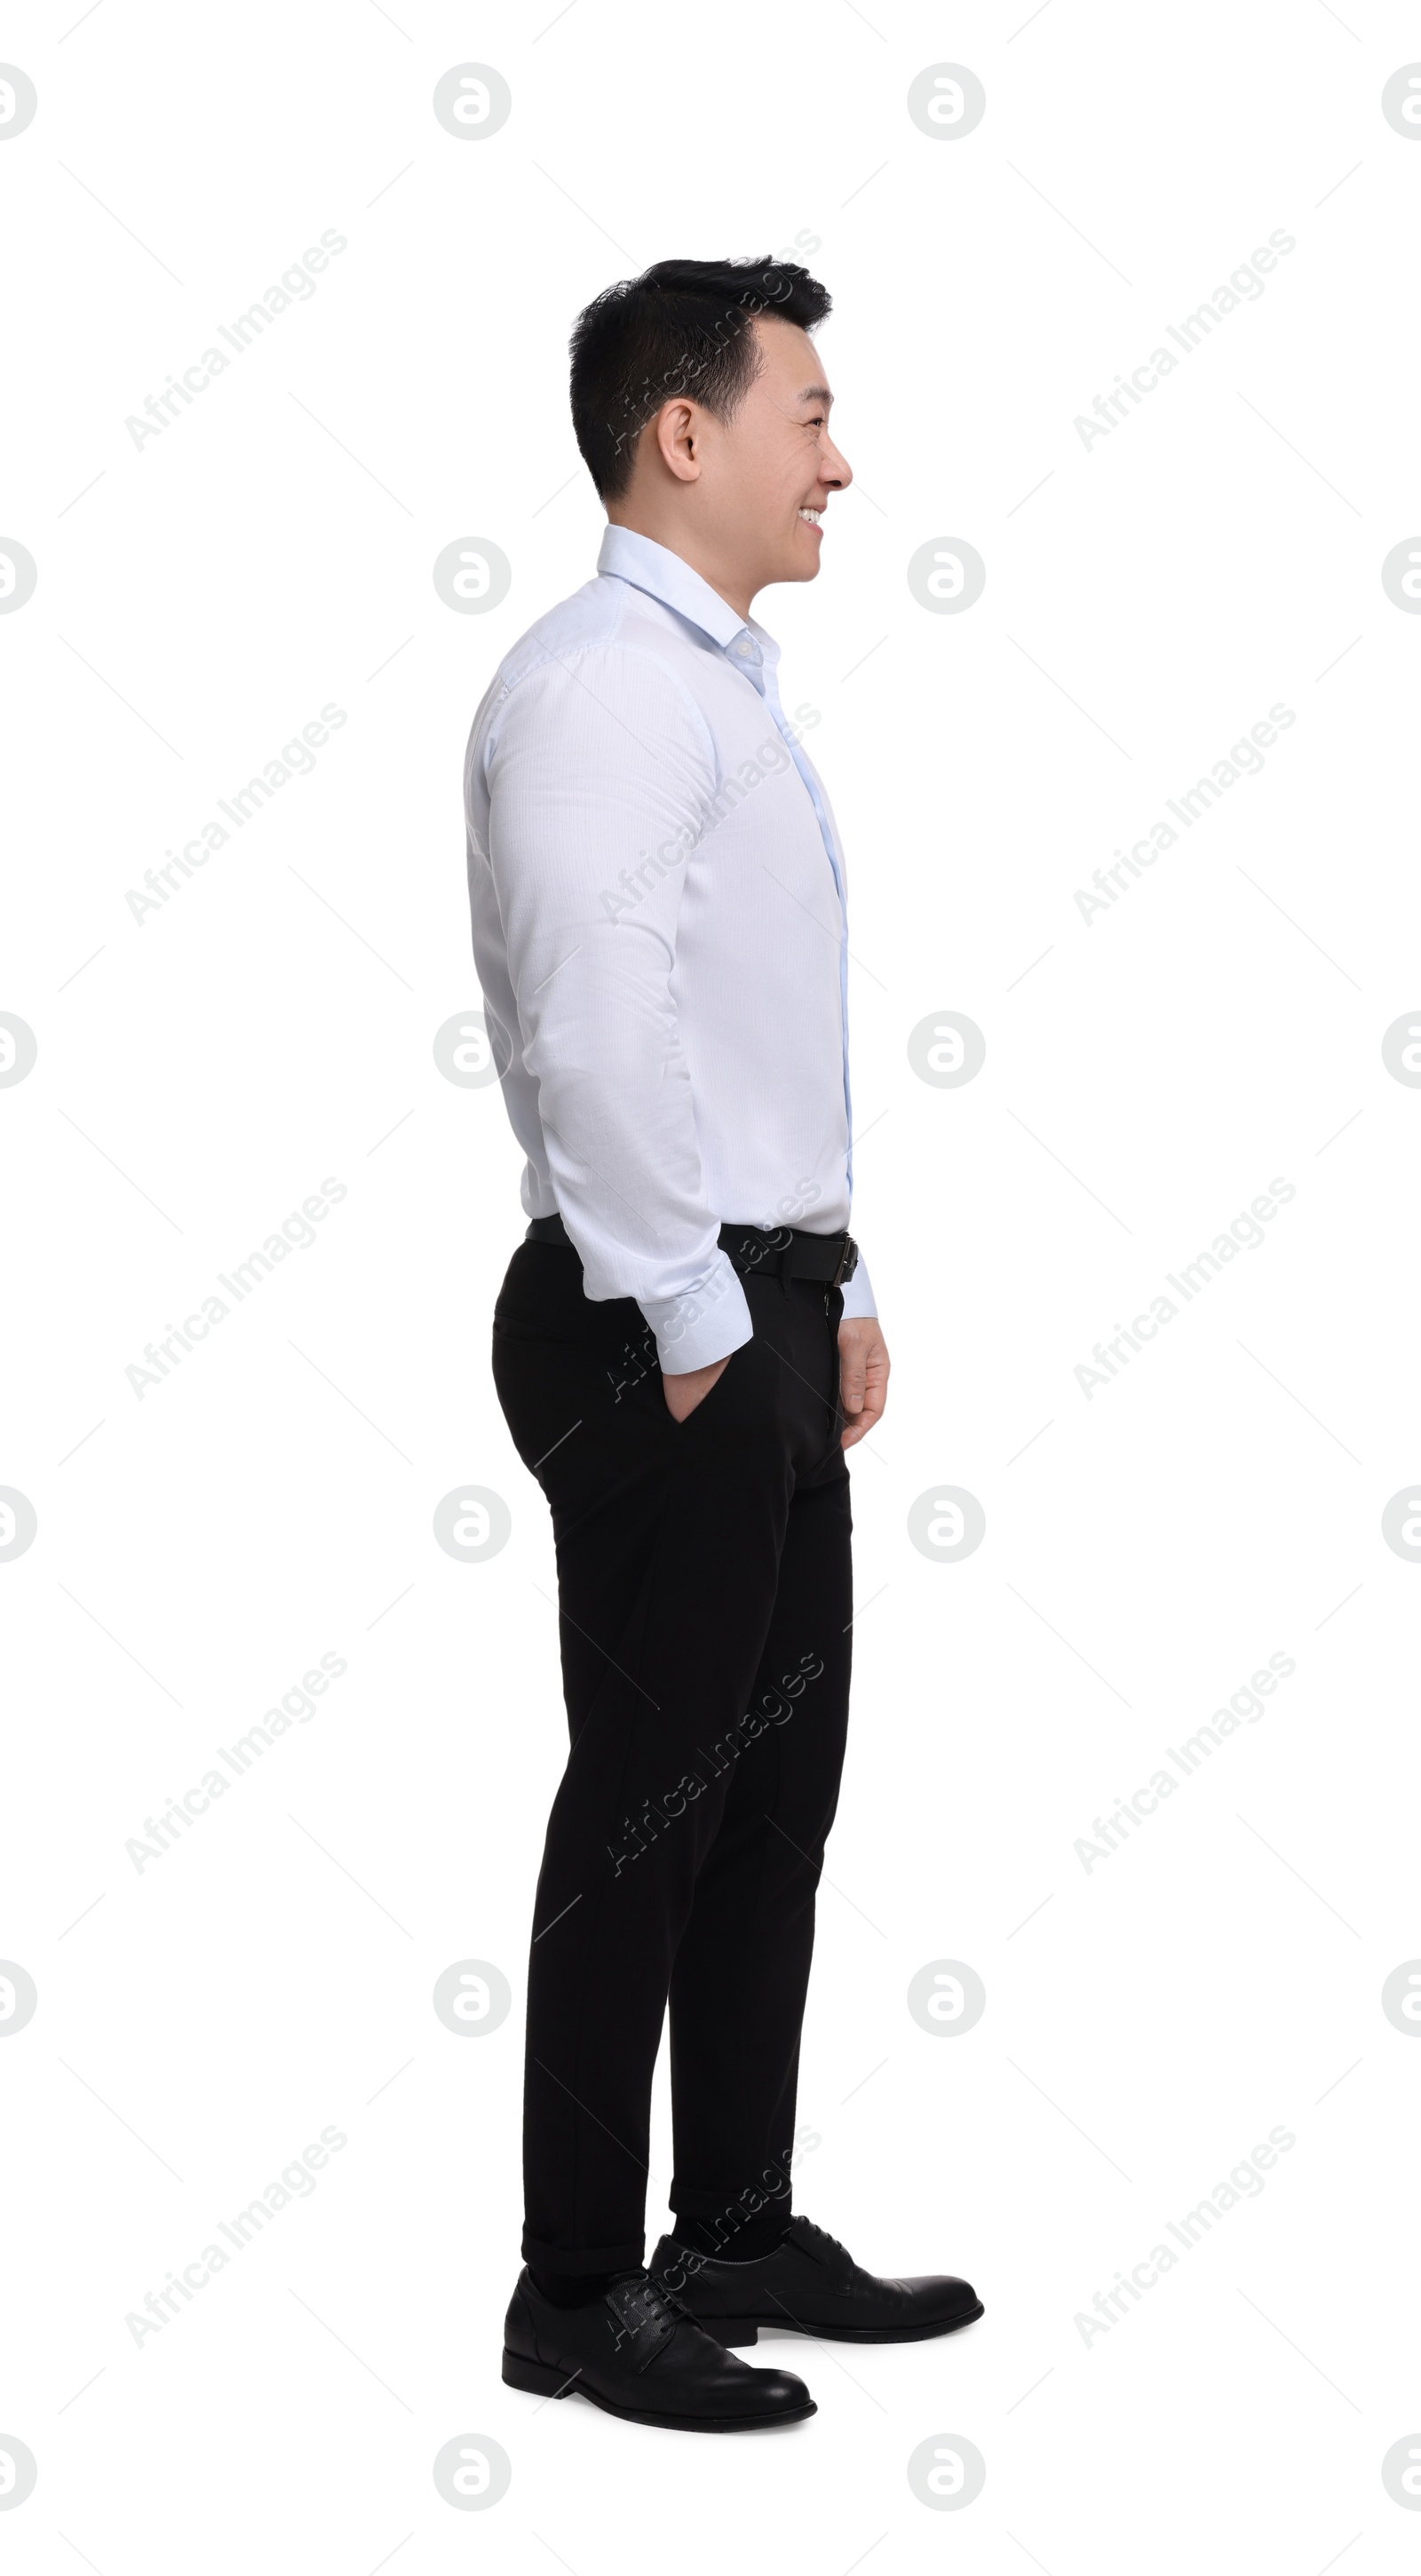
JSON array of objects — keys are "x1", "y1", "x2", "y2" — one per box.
[{"x1": 798, "y1": 506, "x2": 823, "y2": 526}]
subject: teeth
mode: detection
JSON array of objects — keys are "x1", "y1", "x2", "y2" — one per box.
[{"x1": 798, "y1": 508, "x2": 822, "y2": 522}]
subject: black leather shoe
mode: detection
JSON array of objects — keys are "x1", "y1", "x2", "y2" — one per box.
[
  {"x1": 501, "y1": 2266, "x2": 816, "y2": 2431},
  {"x1": 648, "y1": 2215, "x2": 985, "y2": 2346}
]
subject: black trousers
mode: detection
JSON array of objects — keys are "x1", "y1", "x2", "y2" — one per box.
[{"x1": 491, "y1": 1234, "x2": 854, "y2": 2274}]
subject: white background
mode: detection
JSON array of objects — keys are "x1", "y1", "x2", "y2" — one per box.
[{"x1": 4, "y1": 0, "x2": 1421, "y2": 2564}]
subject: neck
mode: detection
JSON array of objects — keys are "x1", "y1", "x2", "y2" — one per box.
[{"x1": 605, "y1": 508, "x2": 755, "y2": 624}]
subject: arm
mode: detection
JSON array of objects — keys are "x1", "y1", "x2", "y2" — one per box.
[{"x1": 484, "y1": 645, "x2": 754, "y2": 1377}]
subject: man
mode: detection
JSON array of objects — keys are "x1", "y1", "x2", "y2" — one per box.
[{"x1": 464, "y1": 256, "x2": 981, "y2": 2434}]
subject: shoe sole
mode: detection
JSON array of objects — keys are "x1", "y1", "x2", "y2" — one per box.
[
  {"x1": 501, "y1": 2346, "x2": 817, "y2": 2432},
  {"x1": 705, "y1": 2297, "x2": 986, "y2": 2348}
]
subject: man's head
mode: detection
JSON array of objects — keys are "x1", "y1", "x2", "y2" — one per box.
[{"x1": 568, "y1": 256, "x2": 851, "y2": 613}]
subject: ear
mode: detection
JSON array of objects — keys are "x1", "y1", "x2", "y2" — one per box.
[{"x1": 653, "y1": 397, "x2": 702, "y2": 484}]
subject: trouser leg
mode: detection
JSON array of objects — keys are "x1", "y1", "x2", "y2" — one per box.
[
  {"x1": 492, "y1": 1243, "x2": 847, "y2": 2274},
  {"x1": 666, "y1": 1466, "x2": 853, "y2": 2246}
]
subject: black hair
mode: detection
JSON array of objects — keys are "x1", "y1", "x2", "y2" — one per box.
[{"x1": 568, "y1": 255, "x2": 832, "y2": 502}]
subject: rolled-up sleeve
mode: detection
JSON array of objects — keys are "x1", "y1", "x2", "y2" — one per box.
[{"x1": 484, "y1": 644, "x2": 755, "y2": 1374}]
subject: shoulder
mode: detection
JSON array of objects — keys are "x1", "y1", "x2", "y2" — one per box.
[
  {"x1": 470, "y1": 579, "x2": 716, "y2": 779},
  {"x1": 464, "y1": 576, "x2": 620, "y2": 738},
  {"x1": 497, "y1": 574, "x2": 630, "y2": 689}
]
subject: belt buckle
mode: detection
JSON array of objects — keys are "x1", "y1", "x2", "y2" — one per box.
[{"x1": 831, "y1": 1232, "x2": 859, "y2": 1288}]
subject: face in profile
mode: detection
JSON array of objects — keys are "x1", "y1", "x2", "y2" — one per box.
[{"x1": 644, "y1": 312, "x2": 853, "y2": 596}]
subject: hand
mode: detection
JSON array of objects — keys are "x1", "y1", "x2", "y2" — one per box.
[
  {"x1": 838, "y1": 1316, "x2": 889, "y2": 1448},
  {"x1": 662, "y1": 1354, "x2": 730, "y2": 1423}
]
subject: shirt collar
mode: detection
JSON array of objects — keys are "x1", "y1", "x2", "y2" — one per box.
[{"x1": 596, "y1": 523, "x2": 778, "y2": 671}]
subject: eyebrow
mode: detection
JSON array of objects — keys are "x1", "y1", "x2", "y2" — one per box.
[{"x1": 798, "y1": 384, "x2": 834, "y2": 408}]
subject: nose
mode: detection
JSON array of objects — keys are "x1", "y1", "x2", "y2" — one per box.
[{"x1": 822, "y1": 431, "x2": 852, "y2": 495}]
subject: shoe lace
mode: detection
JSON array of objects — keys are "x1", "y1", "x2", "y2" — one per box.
[
  {"x1": 798, "y1": 2216, "x2": 851, "y2": 2263},
  {"x1": 639, "y1": 2270, "x2": 695, "y2": 2325}
]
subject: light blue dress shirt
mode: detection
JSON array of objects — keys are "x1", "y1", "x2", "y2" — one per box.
[{"x1": 464, "y1": 524, "x2": 876, "y2": 1373}]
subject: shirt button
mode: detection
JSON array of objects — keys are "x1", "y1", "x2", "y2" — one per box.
[{"x1": 734, "y1": 638, "x2": 752, "y2": 655}]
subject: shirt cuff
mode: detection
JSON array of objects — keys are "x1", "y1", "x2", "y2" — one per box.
[
  {"x1": 839, "y1": 1250, "x2": 877, "y2": 1320},
  {"x1": 640, "y1": 1250, "x2": 755, "y2": 1374}
]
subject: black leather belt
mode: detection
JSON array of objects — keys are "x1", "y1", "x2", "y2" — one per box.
[
  {"x1": 525, "y1": 1211, "x2": 858, "y2": 1291},
  {"x1": 718, "y1": 1221, "x2": 859, "y2": 1288}
]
